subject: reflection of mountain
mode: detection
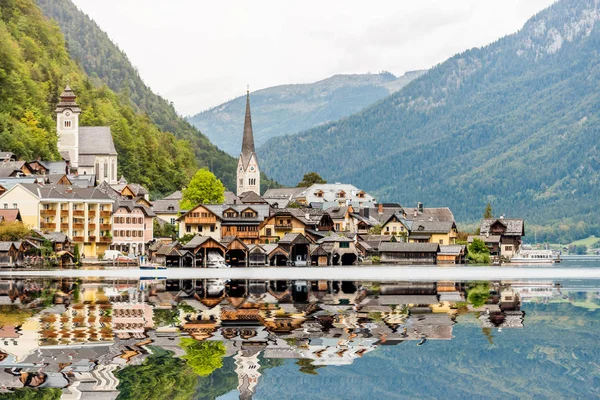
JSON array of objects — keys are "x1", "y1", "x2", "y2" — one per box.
[{"x1": 1, "y1": 278, "x2": 598, "y2": 398}]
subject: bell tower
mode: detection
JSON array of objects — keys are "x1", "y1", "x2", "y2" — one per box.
[
  {"x1": 55, "y1": 84, "x2": 81, "y2": 170},
  {"x1": 236, "y1": 89, "x2": 261, "y2": 196}
]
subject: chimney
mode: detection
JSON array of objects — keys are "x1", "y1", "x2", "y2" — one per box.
[
  {"x1": 378, "y1": 203, "x2": 383, "y2": 215},
  {"x1": 66, "y1": 186, "x2": 73, "y2": 193},
  {"x1": 417, "y1": 202, "x2": 424, "y2": 213},
  {"x1": 413, "y1": 210, "x2": 418, "y2": 217},
  {"x1": 500, "y1": 214, "x2": 505, "y2": 219}
]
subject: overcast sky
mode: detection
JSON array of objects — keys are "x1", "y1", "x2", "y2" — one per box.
[{"x1": 72, "y1": 0, "x2": 555, "y2": 116}]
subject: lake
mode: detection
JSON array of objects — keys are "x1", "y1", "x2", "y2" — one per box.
[{"x1": 1, "y1": 259, "x2": 599, "y2": 399}]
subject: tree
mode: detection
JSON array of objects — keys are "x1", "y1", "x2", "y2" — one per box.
[
  {"x1": 369, "y1": 224, "x2": 383, "y2": 235},
  {"x1": 180, "y1": 338, "x2": 226, "y2": 377},
  {"x1": 0, "y1": 388, "x2": 62, "y2": 400},
  {"x1": 115, "y1": 348, "x2": 197, "y2": 400},
  {"x1": 297, "y1": 172, "x2": 326, "y2": 187},
  {"x1": 483, "y1": 202, "x2": 493, "y2": 219},
  {"x1": 180, "y1": 168, "x2": 225, "y2": 210},
  {"x1": 0, "y1": 222, "x2": 30, "y2": 241},
  {"x1": 73, "y1": 244, "x2": 80, "y2": 265},
  {"x1": 295, "y1": 358, "x2": 325, "y2": 375},
  {"x1": 467, "y1": 282, "x2": 490, "y2": 307},
  {"x1": 467, "y1": 238, "x2": 491, "y2": 264}
]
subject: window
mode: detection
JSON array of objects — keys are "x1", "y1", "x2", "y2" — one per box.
[
  {"x1": 126, "y1": 217, "x2": 131, "y2": 224},
  {"x1": 3, "y1": 204, "x2": 7, "y2": 209},
  {"x1": 266, "y1": 228, "x2": 272, "y2": 236},
  {"x1": 505, "y1": 245, "x2": 513, "y2": 251},
  {"x1": 210, "y1": 225, "x2": 215, "y2": 232},
  {"x1": 198, "y1": 225, "x2": 203, "y2": 232},
  {"x1": 249, "y1": 178, "x2": 256, "y2": 186},
  {"x1": 12, "y1": 203, "x2": 17, "y2": 209},
  {"x1": 167, "y1": 205, "x2": 175, "y2": 211},
  {"x1": 439, "y1": 239, "x2": 444, "y2": 244},
  {"x1": 170, "y1": 218, "x2": 175, "y2": 224},
  {"x1": 335, "y1": 223, "x2": 341, "y2": 231},
  {"x1": 186, "y1": 225, "x2": 191, "y2": 233},
  {"x1": 340, "y1": 242, "x2": 350, "y2": 248},
  {"x1": 64, "y1": 120, "x2": 71, "y2": 128},
  {"x1": 239, "y1": 179, "x2": 243, "y2": 186}
]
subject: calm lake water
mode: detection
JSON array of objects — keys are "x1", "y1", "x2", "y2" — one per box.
[{"x1": 1, "y1": 259, "x2": 600, "y2": 399}]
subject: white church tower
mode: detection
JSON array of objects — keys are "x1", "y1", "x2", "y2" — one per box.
[
  {"x1": 55, "y1": 84, "x2": 81, "y2": 170},
  {"x1": 236, "y1": 90, "x2": 261, "y2": 196}
]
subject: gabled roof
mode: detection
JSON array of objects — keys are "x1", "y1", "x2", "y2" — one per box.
[
  {"x1": 238, "y1": 191, "x2": 267, "y2": 204},
  {"x1": 405, "y1": 207, "x2": 455, "y2": 222},
  {"x1": 480, "y1": 218, "x2": 524, "y2": 236},
  {"x1": 30, "y1": 230, "x2": 69, "y2": 243},
  {"x1": 317, "y1": 234, "x2": 353, "y2": 244},
  {"x1": 0, "y1": 242, "x2": 17, "y2": 252},
  {"x1": 0, "y1": 209, "x2": 21, "y2": 223},
  {"x1": 16, "y1": 183, "x2": 113, "y2": 200},
  {"x1": 78, "y1": 127, "x2": 117, "y2": 157},
  {"x1": 467, "y1": 235, "x2": 501, "y2": 244},
  {"x1": 410, "y1": 221, "x2": 455, "y2": 234},
  {"x1": 439, "y1": 245, "x2": 466, "y2": 256},
  {"x1": 278, "y1": 233, "x2": 310, "y2": 245}
]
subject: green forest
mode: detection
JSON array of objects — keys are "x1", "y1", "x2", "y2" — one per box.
[
  {"x1": 35, "y1": 0, "x2": 279, "y2": 194},
  {"x1": 258, "y1": 0, "x2": 600, "y2": 242}
]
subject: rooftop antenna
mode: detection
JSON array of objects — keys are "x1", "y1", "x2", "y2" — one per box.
[{"x1": 246, "y1": 84, "x2": 250, "y2": 94}]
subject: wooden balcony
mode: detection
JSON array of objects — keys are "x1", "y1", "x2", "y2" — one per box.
[
  {"x1": 60, "y1": 210, "x2": 69, "y2": 217},
  {"x1": 88, "y1": 236, "x2": 96, "y2": 242},
  {"x1": 275, "y1": 224, "x2": 293, "y2": 230},
  {"x1": 41, "y1": 222, "x2": 57, "y2": 229},
  {"x1": 185, "y1": 217, "x2": 217, "y2": 224},
  {"x1": 73, "y1": 223, "x2": 84, "y2": 229},
  {"x1": 88, "y1": 223, "x2": 96, "y2": 230},
  {"x1": 73, "y1": 210, "x2": 85, "y2": 217},
  {"x1": 100, "y1": 224, "x2": 111, "y2": 230},
  {"x1": 40, "y1": 209, "x2": 56, "y2": 217},
  {"x1": 100, "y1": 236, "x2": 112, "y2": 243},
  {"x1": 88, "y1": 211, "x2": 96, "y2": 218},
  {"x1": 72, "y1": 236, "x2": 85, "y2": 242},
  {"x1": 100, "y1": 211, "x2": 112, "y2": 218},
  {"x1": 236, "y1": 231, "x2": 260, "y2": 239},
  {"x1": 60, "y1": 223, "x2": 69, "y2": 229}
]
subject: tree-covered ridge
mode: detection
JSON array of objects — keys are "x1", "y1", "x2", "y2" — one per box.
[
  {"x1": 35, "y1": 0, "x2": 280, "y2": 193},
  {"x1": 0, "y1": 0, "x2": 197, "y2": 196},
  {"x1": 258, "y1": 0, "x2": 600, "y2": 242}
]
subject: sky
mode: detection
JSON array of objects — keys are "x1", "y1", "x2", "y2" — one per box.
[{"x1": 72, "y1": 0, "x2": 556, "y2": 116}]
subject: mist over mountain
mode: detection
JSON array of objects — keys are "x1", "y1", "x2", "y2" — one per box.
[
  {"x1": 188, "y1": 71, "x2": 425, "y2": 155},
  {"x1": 258, "y1": 0, "x2": 600, "y2": 240}
]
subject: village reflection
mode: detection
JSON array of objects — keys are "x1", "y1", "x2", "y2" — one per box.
[{"x1": 0, "y1": 277, "x2": 569, "y2": 398}]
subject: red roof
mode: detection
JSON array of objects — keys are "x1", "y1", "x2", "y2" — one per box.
[{"x1": 0, "y1": 209, "x2": 21, "y2": 223}]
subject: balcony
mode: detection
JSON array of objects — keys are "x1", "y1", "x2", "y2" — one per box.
[
  {"x1": 60, "y1": 223, "x2": 69, "y2": 229},
  {"x1": 88, "y1": 223, "x2": 96, "y2": 230},
  {"x1": 100, "y1": 211, "x2": 112, "y2": 218},
  {"x1": 72, "y1": 236, "x2": 84, "y2": 242},
  {"x1": 275, "y1": 223, "x2": 293, "y2": 230},
  {"x1": 236, "y1": 231, "x2": 260, "y2": 238},
  {"x1": 100, "y1": 224, "x2": 111, "y2": 230},
  {"x1": 185, "y1": 217, "x2": 217, "y2": 224},
  {"x1": 40, "y1": 209, "x2": 56, "y2": 217},
  {"x1": 73, "y1": 210, "x2": 85, "y2": 217},
  {"x1": 40, "y1": 222, "x2": 55, "y2": 229},
  {"x1": 60, "y1": 210, "x2": 69, "y2": 217},
  {"x1": 88, "y1": 211, "x2": 96, "y2": 218},
  {"x1": 100, "y1": 236, "x2": 112, "y2": 243},
  {"x1": 73, "y1": 223, "x2": 84, "y2": 229},
  {"x1": 88, "y1": 236, "x2": 96, "y2": 242}
]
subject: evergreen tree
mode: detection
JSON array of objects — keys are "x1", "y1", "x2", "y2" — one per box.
[
  {"x1": 297, "y1": 172, "x2": 327, "y2": 187},
  {"x1": 483, "y1": 202, "x2": 494, "y2": 219}
]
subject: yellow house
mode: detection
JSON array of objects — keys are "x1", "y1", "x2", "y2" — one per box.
[
  {"x1": 407, "y1": 221, "x2": 457, "y2": 245},
  {"x1": 177, "y1": 204, "x2": 222, "y2": 240},
  {"x1": 0, "y1": 183, "x2": 114, "y2": 257},
  {"x1": 381, "y1": 213, "x2": 410, "y2": 237},
  {"x1": 259, "y1": 211, "x2": 310, "y2": 243}
]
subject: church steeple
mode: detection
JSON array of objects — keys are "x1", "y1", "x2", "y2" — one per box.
[
  {"x1": 240, "y1": 90, "x2": 256, "y2": 168},
  {"x1": 237, "y1": 89, "x2": 260, "y2": 196}
]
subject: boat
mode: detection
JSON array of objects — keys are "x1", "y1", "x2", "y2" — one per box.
[
  {"x1": 207, "y1": 251, "x2": 230, "y2": 268},
  {"x1": 139, "y1": 265, "x2": 167, "y2": 270},
  {"x1": 510, "y1": 249, "x2": 561, "y2": 264}
]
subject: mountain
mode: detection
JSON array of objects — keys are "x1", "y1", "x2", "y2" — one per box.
[
  {"x1": 35, "y1": 0, "x2": 279, "y2": 193},
  {"x1": 188, "y1": 71, "x2": 426, "y2": 155},
  {"x1": 258, "y1": 0, "x2": 600, "y2": 242},
  {"x1": 0, "y1": 0, "x2": 198, "y2": 196}
]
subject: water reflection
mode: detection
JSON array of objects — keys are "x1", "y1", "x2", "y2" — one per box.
[{"x1": 0, "y1": 277, "x2": 593, "y2": 399}]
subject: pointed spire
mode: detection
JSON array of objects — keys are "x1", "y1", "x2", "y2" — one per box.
[{"x1": 240, "y1": 89, "x2": 256, "y2": 167}]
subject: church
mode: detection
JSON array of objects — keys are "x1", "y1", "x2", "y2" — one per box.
[
  {"x1": 236, "y1": 90, "x2": 261, "y2": 196},
  {"x1": 55, "y1": 85, "x2": 118, "y2": 184}
]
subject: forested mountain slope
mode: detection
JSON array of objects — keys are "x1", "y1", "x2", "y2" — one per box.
[
  {"x1": 35, "y1": 0, "x2": 279, "y2": 192},
  {"x1": 188, "y1": 71, "x2": 425, "y2": 155},
  {"x1": 259, "y1": 0, "x2": 600, "y2": 241},
  {"x1": 0, "y1": 0, "x2": 198, "y2": 196}
]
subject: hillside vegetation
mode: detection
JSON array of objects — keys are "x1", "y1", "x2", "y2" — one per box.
[
  {"x1": 0, "y1": 0, "x2": 200, "y2": 196},
  {"x1": 258, "y1": 0, "x2": 600, "y2": 242},
  {"x1": 188, "y1": 71, "x2": 425, "y2": 155},
  {"x1": 35, "y1": 0, "x2": 279, "y2": 193}
]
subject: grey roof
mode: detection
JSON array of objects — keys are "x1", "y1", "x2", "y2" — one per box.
[
  {"x1": 78, "y1": 127, "x2": 117, "y2": 156},
  {"x1": 480, "y1": 218, "x2": 525, "y2": 237},
  {"x1": 263, "y1": 187, "x2": 306, "y2": 199},
  {"x1": 325, "y1": 206, "x2": 349, "y2": 219},
  {"x1": 0, "y1": 151, "x2": 15, "y2": 160},
  {"x1": 378, "y1": 295, "x2": 439, "y2": 305},
  {"x1": 405, "y1": 207, "x2": 455, "y2": 222},
  {"x1": 78, "y1": 154, "x2": 97, "y2": 167},
  {"x1": 182, "y1": 235, "x2": 220, "y2": 250},
  {"x1": 68, "y1": 174, "x2": 96, "y2": 188},
  {"x1": 317, "y1": 234, "x2": 353, "y2": 244},
  {"x1": 379, "y1": 242, "x2": 440, "y2": 253},
  {"x1": 278, "y1": 233, "x2": 310, "y2": 245},
  {"x1": 223, "y1": 191, "x2": 241, "y2": 205},
  {"x1": 17, "y1": 183, "x2": 113, "y2": 200},
  {"x1": 238, "y1": 191, "x2": 267, "y2": 204},
  {"x1": 367, "y1": 205, "x2": 405, "y2": 224},
  {"x1": 410, "y1": 220, "x2": 456, "y2": 234},
  {"x1": 439, "y1": 245, "x2": 466, "y2": 256},
  {"x1": 164, "y1": 190, "x2": 183, "y2": 200},
  {"x1": 295, "y1": 183, "x2": 376, "y2": 205},
  {"x1": 42, "y1": 161, "x2": 69, "y2": 175},
  {"x1": 97, "y1": 182, "x2": 155, "y2": 216},
  {"x1": 272, "y1": 208, "x2": 329, "y2": 227},
  {"x1": 0, "y1": 177, "x2": 39, "y2": 191},
  {"x1": 0, "y1": 161, "x2": 26, "y2": 178},
  {"x1": 204, "y1": 203, "x2": 270, "y2": 224},
  {"x1": 110, "y1": 183, "x2": 149, "y2": 196},
  {"x1": 152, "y1": 198, "x2": 181, "y2": 214},
  {"x1": 0, "y1": 242, "x2": 16, "y2": 252}
]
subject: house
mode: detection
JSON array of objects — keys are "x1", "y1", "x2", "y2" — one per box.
[
  {"x1": 381, "y1": 213, "x2": 411, "y2": 238},
  {"x1": 0, "y1": 183, "x2": 114, "y2": 257},
  {"x1": 404, "y1": 203, "x2": 455, "y2": 222},
  {"x1": 278, "y1": 233, "x2": 311, "y2": 266},
  {"x1": 221, "y1": 236, "x2": 250, "y2": 267},
  {"x1": 310, "y1": 245, "x2": 329, "y2": 266},
  {"x1": 317, "y1": 234, "x2": 359, "y2": 265},
  {"x1": 407, "y1": 221, "x2": 458, "y2": 245},
  {"x1": 479, "y1": 218, "x2": 525, "y2": 259},
  {"x1": 262, "y1": 187, "x2": 306, "y2": 208},
  {"x1": 293, "y1": 183, "x2": 377, "y2": 208},
  {"x1": 0, "y1": 242, "x2": 18, "y2": 266},
  {"x1": 152, "y1": 191, "x2": 182, "y2": 225},
  {"x1": 0, "y1": 161, "x2": 33, "y2": 178},
  {"x1": 0, "y1": 209, "x2": 22, "y2": 223},
  {"x1": 177, "y1": 204, "x2": 222, "y2": 241},
  {"x1": 0, "y1": 151, "x2": 17, "y2": 162},
  {"x1": 326, "y1": 206, "x2": 356, "y2": 232},
  {"x1": 437, "y1": 245, "x2": 467, "y2": 264},
  {"x1": 247, "y1": 244, "x2": 268, "y2": 266},
  {"x1": 262, "y1": 243, "x2": 291, "y2": 266},
  {"x1": 26, "y1": 160, "x2": 49, "y2": 175},
  {"x1": 55, "y1": 85, "x2": 118, "y2": 184},
  {"x1": 259, "y1": 208, "x2": 333, "y2": 243},
  {"x1": 28, "y1": 230, "x2": 72, "y2": 253},
  {"x1": 182, "y1": 235, "x2": 227, "y2": 267},
  {"x1": 206, "y1": 203, "x2": 270, "y2": 245},
  {"x1": 379, "y1": 242, "x2": 440, "y2": 264}
]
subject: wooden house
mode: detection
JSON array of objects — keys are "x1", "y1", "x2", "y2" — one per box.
[
  {"x1": 479, "y1": 218, "x2": 524, "y2": 259},
  {"x1": 379, "y1": 242, "x2": 440, "y2": 264},
  {"x1": 437, "y1": 245, "x2": 467, "y2": 264}
]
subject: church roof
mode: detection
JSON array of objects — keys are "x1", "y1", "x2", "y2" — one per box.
[
  {"x1": 240, "y1": 91, "x2": 257, "y2": 169},
  {"x1": 78, "y1": 127, "x2": 117, "y2": 156}
]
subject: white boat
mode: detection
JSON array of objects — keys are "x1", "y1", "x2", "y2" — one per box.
[
  {"x1": 510, "y1": 249, "x2": 561, "y2": 264},
  {"x1": 207, "y1": 251, "x2": 230, "y2": 268}
]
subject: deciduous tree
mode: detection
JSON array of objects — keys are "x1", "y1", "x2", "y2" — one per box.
[
  {"x1": 297, "y1": 172, "x2": 326, "y2": 187},
  {"x1": 180, "y1": 169, "x2": 225, "y2": 210}
]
